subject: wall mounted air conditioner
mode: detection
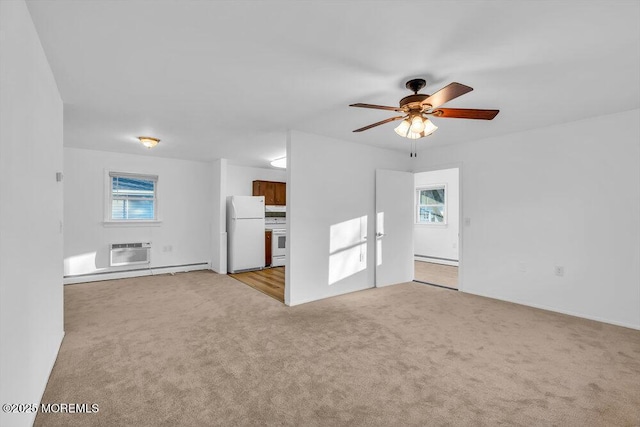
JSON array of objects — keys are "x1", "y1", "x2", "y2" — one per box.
[{"x1": 110, "y1": 242, "x2": 151, "y2": 267}]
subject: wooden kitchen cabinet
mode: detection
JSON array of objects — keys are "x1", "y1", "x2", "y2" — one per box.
[
  {"x1": 265, "y1": 230, "x2": 272, "y2": 266},
  {"x1": 274, "y1": 182, "x2": 286, "y2": 205},
  {"x1": 253, "y1": 180, "x2": 286, "y2": 206}
]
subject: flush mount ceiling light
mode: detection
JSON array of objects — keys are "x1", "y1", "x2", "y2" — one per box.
[
  {"x1": 138, "y1": 136, "x2": 160, "y2": 149},
  {"x1": 349, "y1": 78, "x2": 499, "y2": 151},
  {"x1": 270, "y1": 157, "x2": 286, "y2": 169}
]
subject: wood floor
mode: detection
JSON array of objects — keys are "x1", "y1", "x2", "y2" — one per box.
[
  {"x1": 230, "y1": 262, "x2": 455, "y2": 302},
  {"x1": 229, "y1": 261, "x2": 458, "y2": 303},
  {"x1": 414, "y1": 261, "x2": 458, "y2": 289},
  {"x1": 229, "y1": 267, "x2": 285, "y2": 303}
]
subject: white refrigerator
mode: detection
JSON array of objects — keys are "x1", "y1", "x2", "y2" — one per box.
[{"x1": 227, "y1": 195, "x2": 265, "y2": 273}]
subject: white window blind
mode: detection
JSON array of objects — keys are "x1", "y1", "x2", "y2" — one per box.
[{"x1": 109, "y1": 173, "x2": 158, "y2": 221}]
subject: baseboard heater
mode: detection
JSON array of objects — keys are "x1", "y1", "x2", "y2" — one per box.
[
  {"x1": 415, "y1": 254, "x2": 459, "y2": 266},
  {"x1": 63, "y1": 262, "x2": 210, "y2": 285},
  {"x1": 110, "y1": 242, "x2": 151, "y2": 267}
]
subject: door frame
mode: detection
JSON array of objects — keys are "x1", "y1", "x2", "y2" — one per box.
[{"x1": 412, "y1": 162, "x2": 464, "y2": 291}]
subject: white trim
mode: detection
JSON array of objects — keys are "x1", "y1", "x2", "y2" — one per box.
[
  {"x1": 415, "y1": 222, "x2": 448, "y2": 228},
  {"x1": 103, "y1": 220, "x2": 162, "y2": 227},
  {"x1": 63, "y1": 263, "x2": 211, "y2": 284},
  {"x1": 287, "y1": 285, "x2": 376, "y2": 307},
  {"x1": 415, "y1": 183, "x2": 447, "y2": 225},
  {"x1": 414, "y1": 256, "x2": 459, "y2": 267},
  {"x1": 104, "y1": 170, "x2": 159, "y2": 223},
  {"x1": 108, "y1": 171, "x2": 158, "y2": 181},
  {"x1": 461, "y1": 289, "x2": 640, "y2": 331}
]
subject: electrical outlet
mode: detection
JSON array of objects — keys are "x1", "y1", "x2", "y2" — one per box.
[
  {"x1": 464, "y1": 218, "x2": 471, "y2": 226},
  {"x1": 554, "y1": 266, "x2": 564, "y2": 277}
]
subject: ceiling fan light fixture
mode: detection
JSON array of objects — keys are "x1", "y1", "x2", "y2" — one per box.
[
  {"x1": 422, "y1": 118, "x2": 438, "y2": 136},
  {"x1": 394, "y1": 119, "x2": 411, "y2": 137},
  {"x1": 138, "y1": 136, "x2": 160, "y2": 149},
  {"x1": 270, "y1": 157, "x2": 287, "y2": 169},
  {"x1": 410, "y1": 115, "x2": 426, "y2": 133},
  {"x1": 350, "y1": 78, "x2": 498, "y2": 140},
  {"x1": 394, "y1": 116, "x2": 437, "y2": 139}
]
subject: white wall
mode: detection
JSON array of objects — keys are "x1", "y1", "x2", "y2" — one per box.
[
  {"x1": 413, "y1": 109, "x2": 640, "y2": 329},
  {"x1": 0, "y1": 2, "x2": 64, "y2": 426},
  {"x1": 414, "y1": 168, "x2": 460, "y2": 263},
  {"x1": 226, "y1": 164, "x2": 286, "y2": 197},
  {"x1": 211, "y1": 159, "x2": 227, "y2": 273},
  {"x1": 286, "y1": 130, "x2": 410, "y2": 306},
  {"x1": 63, "y1": 148, "x2": 212, "y2": 280}
]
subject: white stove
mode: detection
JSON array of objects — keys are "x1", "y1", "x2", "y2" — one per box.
[
  {"x1": 265, "y1": 218, "x2": 286, "y2": 266},
  {"x1": 264, "y1": 217, "x2": 286, "y2": 230}
]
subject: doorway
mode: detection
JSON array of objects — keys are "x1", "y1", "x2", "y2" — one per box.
[{"x1": 413, "y1": 167, "x2": 460, "y2": 290}]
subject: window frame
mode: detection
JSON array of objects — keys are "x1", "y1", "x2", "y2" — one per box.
[
  {"x1": 415, "y1": 184, "x2": 447, "y2": 226},
  {"x1": 104, "y1": 171, "x2": 161, "y2": 226}
]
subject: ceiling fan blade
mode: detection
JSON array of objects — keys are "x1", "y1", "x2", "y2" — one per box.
[
  {"x1": 421, "y1": 82, "x2": 473, "y2": 109},
  {"x1": 353, "y1": 116, "x2": 405, "y2": 132},
  {"x1": 349, "y1": 103, "x2": 403, "y2": 112},
  {"x1": 432, "y1": 108, "x2": 499, "y2": 120}
]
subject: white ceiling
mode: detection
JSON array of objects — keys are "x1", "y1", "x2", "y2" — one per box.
[{"x1": 26, "y1": 0, "x2": 640, "y2": 167}]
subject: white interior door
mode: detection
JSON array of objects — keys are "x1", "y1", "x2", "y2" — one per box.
[{"x1": 375, "y1": 169, "x2": 414, "y2": 287}]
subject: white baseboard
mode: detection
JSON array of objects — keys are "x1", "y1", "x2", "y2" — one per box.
[
  {"x1": 288, "y1": 285, "x2": 375, "y2": 307},
  {"x1": 462, "y1": 289, "x2": 640, "y2": 331},
  {"x1": 414, "y1": 256, "x2": 459, "y2": 267},
  {"x1": 63, "y1": 263, "x2": 210, "y2": 284}
]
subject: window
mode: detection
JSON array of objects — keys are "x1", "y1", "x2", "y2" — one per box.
[
  {"x1": 416, "y1": 186, "x2": 446, "y2": 224},
  {"x1": 108, "y1": 172, "x2": 158, "y2": 221}
]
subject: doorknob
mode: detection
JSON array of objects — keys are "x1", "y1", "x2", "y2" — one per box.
[{"x1": 376, "y1": 232, "x2": 385, "y2": 238}]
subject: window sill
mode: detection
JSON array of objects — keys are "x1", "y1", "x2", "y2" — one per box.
[
  {"x1": 103, "y1": 220, "x2": 162, "y2": 228},
  {"x1": 415, "y1": 223, "x2": 448, "y2": 227}
]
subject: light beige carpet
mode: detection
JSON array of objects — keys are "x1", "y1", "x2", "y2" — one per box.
[{"x1": 35, "y1": 271, "x2": 640, "y2": 426}]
